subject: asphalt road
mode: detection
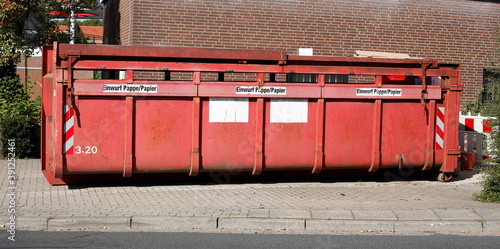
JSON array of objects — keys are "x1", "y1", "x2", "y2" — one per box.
[{"x1": 1, "y1": 231, "x2": 500, "y2": 249}]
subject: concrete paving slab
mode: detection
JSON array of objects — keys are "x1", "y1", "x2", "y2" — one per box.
[
  {"x1": 269, "y1": 209, "x2": 311, "y2": 219},
  {"x1": 131, "y1": 216, "x2": 216, "y2": 230},
  {"x1": 218, "y1": 217, "x2": 305, "y2": 231},
  {"x1": 433, "y1": 209, "x2": 482, "y2": 221},
  {"x1": 306, "y1": 220, "x2": 394, "y2": 232},
  {"x1": 48, "y1": 216, "x2": 131, "y2": 230},
  {"x1": 248, "y1": 209, "x2": 270, "y2": 218},
  {"x1": 475, "y1": 208, "x2": 500, "y2": 220},
  {"x1": 483, "y1": 221, "x2": 500, "y2": 233},
  {"x1": 310, "y1": 210, "x2": 353, "y2": 220},
  {"x1": 394, "y1": 221, "x2": 483, "y2": 233},
  {"x1": 352, "y1": 210, "x2": 397, "y2": 220},
  {"x1": 393, "y1": 210, "x2": 440, "y2": 221}
]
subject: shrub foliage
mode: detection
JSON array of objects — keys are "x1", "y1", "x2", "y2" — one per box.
[{"x1": 475, "y1": 33, "x2": 500, "y2": 203}]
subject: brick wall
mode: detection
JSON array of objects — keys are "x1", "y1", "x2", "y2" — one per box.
[{"x1": 105, "y1": 0, "x2": 500, "y2": 103}]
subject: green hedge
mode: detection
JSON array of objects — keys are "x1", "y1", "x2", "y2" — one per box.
[
  {"x1": 0, "y1": 68, "x2": 41, "y2": 159},
  {"x1": 474, "y1": 68, "x2": 500, "y2": 203}
]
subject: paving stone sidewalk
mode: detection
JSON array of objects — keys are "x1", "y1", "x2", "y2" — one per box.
[{"x1": 1, "y1": 160, "x2": 500, "y2": 234}]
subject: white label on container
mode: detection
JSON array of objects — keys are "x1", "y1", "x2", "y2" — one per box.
[
  {"x1": 103, "y1": 84, "x2": 158, "y2": 93},
  {"x1": 236, "y1": 86, "x2": 286, "y2": 95},
  {"x1": 270, "y1": 98, "x2": 308, "y2": 123},
  {"x1": 209, "y1": 98, "x2": 249, "y2": 123},
  {"x1": 356, "y1": 88, "x2": 402, "y2": 96}
]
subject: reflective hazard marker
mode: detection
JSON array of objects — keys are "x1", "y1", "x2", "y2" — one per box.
[
  {"x1": 436, "y1": 106, "x2": 445, "y2": 150},
  {"x1": 63, "y1": 105, "x2": 74, "y2": 154}
]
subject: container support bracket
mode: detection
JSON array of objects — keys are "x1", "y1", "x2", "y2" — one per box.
[
  {"x1": 190, "y1": 72, "x2": 201, "y2": 176},
  {"x1": 422, "y1": 100, "x2": 436, "y2": 171},
  {"x1": 66, "y1": 56, "x2": 78, "y2": 107},
  {"x1": 190, "y1": 97, "x2": 201, "y2": 176},
  {"x1": 369, "y1": 76, "x2": 383, "y2": 172},
  {"x1": 123, "y1": 70, "x2": 134, "y2": 177},
  {"x1": 312, "y1": 74, "x2": 325, "y2": 173},
  {"x1": 253, "y1": 73, "x2": 265, "y2": 175},
  {"x1": 54, "y1": 83, "x2": 64, "y2": 179},
  {"x1": 442, "y1": 84, "x2": 461, "y2": 173},
  {"x1": 421, "y1": 64, "x2": 430, "y2": 116},
  {"x1": 253, "y1": 98, "x2": 264, "y2": 175},
  {"x1": 369, "y1": 99, "x2": 382, "y2": 172}
]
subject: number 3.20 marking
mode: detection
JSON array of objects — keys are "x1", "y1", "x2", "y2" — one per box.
[{"x1": 75, "y1": 146, "x2": 98, "y2": 154}]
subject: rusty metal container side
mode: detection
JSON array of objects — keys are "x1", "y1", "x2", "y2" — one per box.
[{"x1": 41, "y1": 43, "x2": 462, "y2": 185}]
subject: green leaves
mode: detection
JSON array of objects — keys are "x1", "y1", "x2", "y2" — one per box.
[
  {"x1": 476, "y1": 30, "x2": 500, "y2": 203},
  {"x1": 0, "y1": 72, "x2": 41, "y2": 159},
  {"x1": 476, "y1": 163, "x2": 500, "y2": 203}
]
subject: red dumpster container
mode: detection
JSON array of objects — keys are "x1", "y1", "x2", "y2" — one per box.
[{"x1": 41, "y1": 43, "x2": 463, "y2": 185}]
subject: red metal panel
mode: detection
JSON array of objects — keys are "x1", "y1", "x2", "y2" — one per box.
[
  {"x1": 200, "y1": 98, "x2": 256, "y2": 171},
  {"x1": 380, "y1": 102, "x2": 428, "y2": 168},
  {"x1": 264, "y1": 100, "x2": 316, "y2": 170},
  {"x1": 442, "y1": 89, "x2": 461, "y2": 173},
  {"x1": 324, "y1": 101, "x2": 374, "y2": 168},
  {"x1": 134, "y1": 98, "x2": 193, "y2": 173},
  {"x1": 65, "y1": 97, "x2": 126, "y2": 173},
  {"x1": 74, "y1": 60, "x2": 284, "y2": 72},
  {"x1": 42, "y1": 45, "x2": 53, "y2": 76},
  {"x1": 58, "y1": 44, "x2": 287, "y2": 62},
  {"x1": 42, "y1": 76, "x2": 54, "y2": 119},
  {"x1": 41, "y1": 75, "x2": 53, "y2": 171}
]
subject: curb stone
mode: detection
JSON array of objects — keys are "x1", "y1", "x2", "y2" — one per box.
[
  {"x1": 218, "y1": 217, "x2": 305, "y2": 231},
  {"x1": 47, "y1": 216, "x2": 131, "y2": 230},
  {"x1": 306, "y1": 220, "x2": 394, "y2": 232},
  {"x1": 393, "y1": 221, "x2": 483, "y2": 233},
  {"x1": 3, "y1": 215, "x2": 500, "y2": 234},
  {"x1": 131, "y1": 216, "x2": 217, "y2": 230},
  {"x1": 483, "y1": 221, "x2": 500, "y2": 233},
  {"x1": 16, "y1": 217, "x2": 48, "y2": 230}
]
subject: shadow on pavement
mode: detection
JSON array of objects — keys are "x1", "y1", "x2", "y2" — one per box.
[{"x1": 65, "y1": 167, "x2": 479, "y2": 189}]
